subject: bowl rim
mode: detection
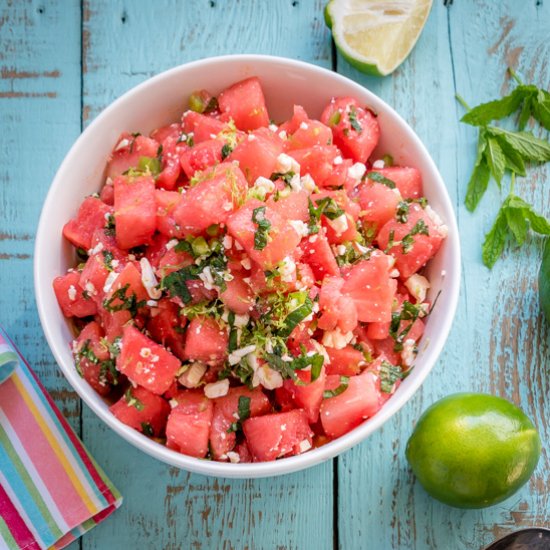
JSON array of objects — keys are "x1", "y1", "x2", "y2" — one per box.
[{"x1": 34, "y1": 53, "x2": 461, "y2": 478}]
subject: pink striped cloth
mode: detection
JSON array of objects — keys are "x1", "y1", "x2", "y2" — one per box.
[{"x1": 0, "y1": 327, "x2": 122, "y2": 549}]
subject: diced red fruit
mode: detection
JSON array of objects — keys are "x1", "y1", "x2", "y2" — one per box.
[
  {"x1": 155, "y1": 190, "x2": 183, "y2": 238},
  {"x1": 62, "y1": 197, "x2": 113, "y2": 250},
  {"x1": 150, "y1": 123, "x2": 182, "y2": 144},
  {"x1": 53, "y1": 271, "x2": 97, "y2": 318},
  {"x1": 278, "y1": 104, "x2": 309, "y2": 134},
  {"x1": 179, "y1": 138, "x2": 224, "y2": 179},
  {"x1": 285, "y1": 106, "x2": 333, "y2": 150},
  {"x1": 146, "y1": 298, "x2": 187, "y2": 361},
  {"x1": 321, "y1": 97, "x2": 380, "y2": 163},
  {"x1": 283, "y1": 366, "x2": 326, "y2": 423},
  {"x1": 106, "y1": 134, "x2": 160, "y2": 179},
  {"x1": 110, "y1": 385, "x2": 171, "y2": 436},
  {"x1": 366, "y1": 321, "x2": 390, "y2": 340},
  {"x1": 184, "y1": 316, "x2": 228, "y2": 365},
  {"x1": 274, "y1": 385, "x2": 296, "y2": 413},
  {"x1": 173, "y1": 162, "x2": 248, "y2": 236},
  {"x1": 219, "y1": 272, "x2": 254, "y2": 315},
  {"x1": 227, "y1": 199, "x2": 301, "y2": 270},
  {"x1": 372, "y1": 167, "x2": 423, "y2": 199},
  {"x1": 243, "y1": 410, "x2": 313, "y2": 462},
  {"x1": 341, "y1": 253, "x2": 397, "y2": 323},
  {"x1": 209, "y1": 387, "x2": 271, "y2": 460},
  {"x1": 186, "y1": 279, "x2": 218, "y2": 304},
  {"x1": 181, "y1": 111, "x2": 227, "y2": 143},
  {"x1": 156, "y1": 135, "x2": 184, "y2": 190},
  {"x1": 288, "y1": 145, "x2": 342, "y2": 188},
  {"x1": 376, "y1": 203, "x2": 446, "y2": 279},
  {"x1": 78, "y1": 254, "x2": 111, "y2": 305},
  {"x1": 103, "y1": 261, "x2": 148, "y2": 311},
  {"x1": 267, "y1": 189, "x2": 309, "y2": 222},
  {"x1": 325, "y1": 346, "x2": 365, "y2": 376},
  {"x1": 117, "y1": 325, "x2": 181, "y2": 395},
  {"x1": 298, "y1": 232, "x2": 339, "y2": 281},
  {"x1": 321, "y1": 158, "x2": 352, "y2": 190},
  {"x1": 114, "y1": 175, "x2": 156, "y2": 249},
  {"x1": 358, "y1": 179, "x2": 402, "y2": 229},
  {"x1": 218, "y1": 77, "x2": 270, "y2": 131},
  {"x1": 372, "y1": 337, "x2": 401, "y2": 365},
  {"x1": 320, "y1": 368, "x2": 382, "y2": 438},
  {"x1": 73, "y1": 321, "x2": 111, "y2": 396},
  {"x1": 228, "y1": 128, "x2": 284, "y2": 184},
  {"x1": 99, "y1": 183, "x2": 114, "y2": 205},
  {"x1": 166, "y1": 390, "x2": 213, "y2": 458},
  {"x1": 157, "y1": 247, "x2": 194, "y2": 278}
]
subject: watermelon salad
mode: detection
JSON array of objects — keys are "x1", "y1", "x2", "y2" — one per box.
[{"x1": 53, "y1": 76, "x2": 447, "y2": 463}]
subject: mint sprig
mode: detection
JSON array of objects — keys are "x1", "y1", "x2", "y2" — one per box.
[{"x1": 457, "y1": 69, "x2": 550, "y2": 268}]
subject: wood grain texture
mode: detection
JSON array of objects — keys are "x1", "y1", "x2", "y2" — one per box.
[
  {"x1": 0, "y1": 0, "x2": 82, "y2": 429},
  {"x1": 1, "y1": 0, "x2": 549, "y2": 548}
]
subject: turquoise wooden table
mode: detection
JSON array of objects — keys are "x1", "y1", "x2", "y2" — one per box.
[{"x1": 1, "y1": 1, "x2": 549, "y2": 548}]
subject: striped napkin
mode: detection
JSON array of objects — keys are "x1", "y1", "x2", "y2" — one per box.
[{"x1": 0, "y1": 327, "x2": 122, "y2": 549}]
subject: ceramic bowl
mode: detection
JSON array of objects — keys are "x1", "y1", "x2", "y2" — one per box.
[{"x1": 35, "y1": 55, "x2": 460, "y2": 478}]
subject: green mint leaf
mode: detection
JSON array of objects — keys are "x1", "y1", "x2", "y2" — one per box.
[
  {"x1": 367, "y1": 171, "x2": 396, "y2": 189},
  {"x1": 125, "y1": 388, "x2": 145, "y2": 411},
  {"x1": 517, "y1": 95, "x2": 533, "y2": 131},
  {"x1": 460, "y1": 87, "x2": 526, "y2": 126},
  {"x1": 103, "y1": 283, "x2": 146, "y2": 316},
  {"x1": 482, "y1": 206, "x2": 509, "y2": 268},
  {"x1": 465, "y1": 131, "x2": 490, "y2": 211},
  {"x1": 505, "y1": 207, "x2": 529, "y2": 245},
  {"x1": 396, "y1": 201, "x2": 410, "y2": 223},
  {"x1": 379, "y1": 360, "x2": 403, "y2": 393},
  {"x1": 465, "y1": 161, "x2": 491, "y2": 212},
  {"x1": 162, "y1": 266, "x2": 199, "y2": 303},
  {"x1": 237, "y1": 395, "x2": 251, "y2": 422},
  {"x1": 533, "y1": 90, "x2": 550, "y2": 131},
  {"x1": 323, "y1": 376, "x2": 349, "y2": 399},
  {"x1": 495, "y1": 136, "x2": 526, "y2": 176},
  {"x1": 484, "y1": 137, "x2": 506, "y2": 186},
  {"x1": 141, "y1": 422, "x2": 154, "y2": 437},
  {"x1": 252, "y1": 206, "x2": 272, "y2": 251},
  {"x1": 488, "y1": 127, "x2": 550, "y2": 162},
  {"x1": 507, "y1": 195, "x2": 550, "y2": 235},
  {"x1": 277, "y1": 297, "x2": 313, "y2": 338},
  {"x1": 221, "y1": 143, "x2": 233, "y2": 160}
]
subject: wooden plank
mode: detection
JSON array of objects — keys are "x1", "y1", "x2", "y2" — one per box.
[
  {"x1": 80, "y1": 1, "x2": 334, "y2": 549},
  {"x1": 336, "y1": 1, "x2": 550, "y2": 548},
  {"x1": 0, "y1": 1, "x2": 82, "y2": 429}
]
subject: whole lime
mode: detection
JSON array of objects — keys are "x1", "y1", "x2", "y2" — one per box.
[
  {"x1": 405, "y1": 393, "x2": 541, "y2": 508},
  {"x1": 539, "y1": 238, "x2": 550, "y2": 322}
]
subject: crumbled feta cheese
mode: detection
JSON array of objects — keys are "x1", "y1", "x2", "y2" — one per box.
[
  {"x1": 146, "y1": 300, "x2": 158, "y2": 307},
  {"x1": 441, "y1": 269, "x2": 447, "y2": 277},
  {"x1": 84, "y1": 282, "x2": 97, "y2": 296},
  {"x1": 222, "y1": 235, "x2": 233, "y2": 249},
  {"x1": 289, "y1": 219, "x2": 309, "y2": 238},
  {"x1": 67, "y1": 285, "x2": 77, "y2": 301},
  {"x1": 178, "y1": 362, "x2": 207, "y2": 388},
  {"x1": 300, "y1": 173, "x2": 316, "y2": 192},
  {"x1": 299, "y1": 439, "x2": 312, "y2": 453},
  {"x1": 105, "y1": 177, "x2": 113, "y2": 186},
  {"x1": 401, "y1": 338, "x2": 417, "y2": 367},
  {"x1": 390, "y1": 269, "x2": 400, "y2": 278},
  {"x1": 103, "y1": 271, "x2": 118, "y2": 293},
  {"x1": 404, "y1": 273, "x2": 431, "y2": 303},
  {"x1": 299, "y1": 121, "x2": 309, "y2": 130},
  {"x1": 240, "y1": 257, "x2": 251, "y2": 270},
  {"x1": 279, "y1": 256, "x2": 296, "y2": 283},
  {"x1": 111, "y1": 259, "x2": 119, "y2": 269},
  {"x1": 268, "y1": 123, "x2": 278, "y2": 132},
  {"x1": 333, "y1": 155, "x2": 343, "y2": 165},
  {"x1": 276, "y1": 153, "x2": 300, "y2": 175},
  {"x1": 335, "y1": 244, "x2": 347, "y2": 256},
  {"x1": 233, "y1": 313, "x2": 250, "y2": 327},
  {"x1": 288, "y1": 172, "x2": 302, "y2": 192},
  {"x1": 326, "y1": 214, "x2": 349, "y2": 236},
  {"x1": 322, "y1": 328, "x2": 354, "y2": 349},
  {"x1": 165, "y1": 239, "x2": 179, "y2": 251},
  {"x1": 234, "y1": 240, "x2": 243, "y2": 251},
  {"x1": 140, "y1": 257, "x2": 162, "y2": 299},
  {"x1": 252, "y1": 176, "x2": 275, "y2": 200},
  {"x1": 348, "y1": 162, "x2": 366, "y2": 182},
  {"x1": 128, "y1": 254, "x2": 136, "y2": 261},
  {"x1": 352, "y1": 241, "x2": 369, "y2": 255},
  {"x1": 88, "y1": 241, "x2": 104, "y2": 256},
  {"x1": 278, "y1": 130, "x2": 287, "y2": 140},
  {"x1": 252, "y1": 363, "x2": 283, "y2": 390},
  {"x1": 226, "y1": 451, "x2": 241, "y2": 463},
  {"x1": 204, "y1": 379, "x2": 230, "y2": 399},
  {"x1": 372, "y1": 159, "x2": 385, "y2": 169},
  {"x1": 310, "y1": 339, "x2": 330, "y2": 364},
  {"x1": 228, "y1": 345, "x2": 257, "y2": 366},
  {"x1": 114, "y1": 138, "x2": 130, "y2": 151},
  {"x1": 247, "y1": 133, "x2": 257, "y2": 141},
  {"x1": 198, "y1": 266, "x2": 216, "y2": 290},
  {"x1": 222, "y1": 201, "x2": 233, "y2": 212},
  {"x1": 169, "y1": 398, "x2": 179, "y2": 409}
]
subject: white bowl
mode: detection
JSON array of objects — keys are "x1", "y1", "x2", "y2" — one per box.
[{"x1": 34, "y1": 54, "x2": 460, "y2": 478}]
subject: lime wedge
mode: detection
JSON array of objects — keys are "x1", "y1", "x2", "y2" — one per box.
[{"x1": 325, "y1": 0, "x2": 433, "y2": 76}]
